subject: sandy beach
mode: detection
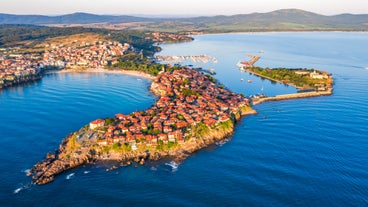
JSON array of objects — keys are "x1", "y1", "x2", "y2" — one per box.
[{"x1": 45, "y1": 68, "x2": 154, "y2": 80}]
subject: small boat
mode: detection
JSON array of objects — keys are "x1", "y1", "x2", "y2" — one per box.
[
  {"x1": 248, "y1": 80, "x2": 252, "y2": 83},
  {"x1": 240, "y1": 78, "x2": 244, "y2": 81},
  {"x1": 66, "y1": 173, "x2": 75, "y2": 180}
]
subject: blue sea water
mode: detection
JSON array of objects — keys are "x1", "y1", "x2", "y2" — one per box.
[{"x1": 1, "y1": 32, "x2": 368, "y2": 206}]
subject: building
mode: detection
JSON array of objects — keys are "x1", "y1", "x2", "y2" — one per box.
[{"x1": 90, "y1": 119, "x2": 105, "y2": 130}]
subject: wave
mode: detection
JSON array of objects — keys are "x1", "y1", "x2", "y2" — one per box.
[
  {"x1": 13, "y1": 187, "x2": 22, "y2": 194},
  {"x1": 21, "y1": 169, "x2": 30, "y2": 174},
  {"x1": 83, "y1": 171, "x2": 90, "y2": 174},
  {"x1": 66, "y1": 173, "x2": 75, "y2": 180},
  {"x1": 165, "y1": 161, "x2": 179, "y2": 172},
  {"x1": 215, "y1": 138, "x2": 230, "y2": 147},
  {"x1": 13, "y1": 183, "x2": 31, "y2": 194}
]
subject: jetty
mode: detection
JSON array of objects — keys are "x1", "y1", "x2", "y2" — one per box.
[
  {"x1": 252, "y1": 89, "x2": 333, "y2": 105},
  {"x1": 237, "y1": 54, "x2": 260, "y2": 69}
]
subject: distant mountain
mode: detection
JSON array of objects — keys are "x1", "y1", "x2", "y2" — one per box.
[
  {"x1": 0, "y1": 9, "x2": 367, "y2": 32},
  {"x1": 0, "y1": 12, "x2": 152, "y2": 24},
  {"x1": 176, "y1": 9, "x2": 368, "y2": 32}
]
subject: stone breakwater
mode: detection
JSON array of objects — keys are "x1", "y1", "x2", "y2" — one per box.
[
  {"x1": 252, "y1": 89, "x2": 333, "y2": 105},
  {"x1": 29, "y1": 68, "x2": 256, "y2": 185}
]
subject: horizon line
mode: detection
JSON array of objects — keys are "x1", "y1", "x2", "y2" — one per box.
[{"x1": 0, "y1": 8, "x2": 367, "y2": 18}]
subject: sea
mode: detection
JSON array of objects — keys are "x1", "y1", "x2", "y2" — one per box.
[{"x1": 1, "y1": 32, "x2": 368, "y2": 206}]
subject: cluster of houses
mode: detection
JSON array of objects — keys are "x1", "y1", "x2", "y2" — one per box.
[
  {"x1": 90, "y1": 68, "x2": 249, "y2": 148},
  {"x1": 0, "y1": 54, "x2": 42, "y2": 87},
  {"x1": 295, "y1": 70, "x2": 330, "y2": 79},
  {"x1": 295, "y1": 70, "x2": 333, "y2": 91},
  {"x1": 147, "y1": 32, "x2": 193, "y2": 43},
  {"x1": 0, "y1": 40, "x2": 130, "y2": 88},
  {"x1": 309, "y1": 70, "x2": 330, "y2": 79},
  {"x1": 43, "y1": 40, "x2": 130, "y2": 69}
]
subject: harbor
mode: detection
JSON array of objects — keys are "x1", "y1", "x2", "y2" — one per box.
[
  {"x1": 154, "y1": 55, "x2": 218, "y2": 64},
  {"x1": 155, "y1": 55, "x2": 217, "y2": 74}
]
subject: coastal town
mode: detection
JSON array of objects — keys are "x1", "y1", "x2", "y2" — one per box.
[
  {"x1": 146, "y1": 32, "x2": 194, "y2": 43},
  {"x1": 0, "y1": 31, "x2": 197, "y2": 89},
  {"x1": 29, "y1": 67, "x2": 255, "y2": 185},
  {"x1": 0, "y1": 38, "x2": 131, "y2": 89},
  {"x1": 0, "y1": 53, "x2": 43, "y2": 88},
  {"x1": 88, "y1": 68, "x2": 250, "y2": 147}
]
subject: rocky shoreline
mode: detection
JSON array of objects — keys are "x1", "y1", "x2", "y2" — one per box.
[
  {"x1": 0, "y1": 73, "x2": 42, "y2": 90},
  {"x1": 29, "y1": 108, "x2": 255, "y2": 185}
]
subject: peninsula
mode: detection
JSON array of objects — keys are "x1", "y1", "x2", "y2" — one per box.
[
  {"x1": 240, "y1": 67, "x2": 334, "y2": 105},
  {"x1": 28, "y1": 67, "x2": 256, "y2": 185}
]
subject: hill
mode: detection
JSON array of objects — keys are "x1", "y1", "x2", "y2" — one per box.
[
  {"x1": 0, "y1": 9, "x2": 367, "y2": 32},
  {"x1": 0, "y1": 25, "x2": 158, "y2": 54},
  {"x1": 0, "y1": 12, "x2": 152, "y2": 24}
]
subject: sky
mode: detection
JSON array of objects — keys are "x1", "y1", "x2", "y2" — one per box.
[{"x1": 0, "y1": 0, "x2": 367, "y2": 16}]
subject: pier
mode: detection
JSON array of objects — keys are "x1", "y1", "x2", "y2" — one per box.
[{"x1": 252, "y1": 89, "x2": 333, "y2": 105}]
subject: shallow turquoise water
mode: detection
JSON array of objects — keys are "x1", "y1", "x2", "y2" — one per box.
[{"x1": 1, "y1": 32, "x2": 368, "y2": 206}]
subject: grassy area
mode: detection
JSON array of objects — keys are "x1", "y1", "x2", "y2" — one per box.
[
  {"x1": 101, "y1": 142, "x2": 132, "y2": 154},
  {"x1": 36, "y1": 33, "x2": 107, "y2": 48},
  {"x1": 245, "y1": 67, "x2": 332, "y2": 89},
  {"x1": 216, "y1": 120, "x2": 233, "y2": 131},
  {"x1": 156, "y1": 140, "x2": 179, "y2": 151},
  {"x1": 192, "y1": 122, "x2": 210, "y2": 137},
  {"x1": 113, "y1": 53, "x2": 180, "y2": 76},
  {"x1": 65, "y1": 134, "x2": 81, "y2": 152}
]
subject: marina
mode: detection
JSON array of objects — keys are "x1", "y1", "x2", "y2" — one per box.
[{"x1": 154, "y1": 55, "x2": 218, "y2": 64}]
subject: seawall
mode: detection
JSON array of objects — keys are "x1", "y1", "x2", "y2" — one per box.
[{"x1": 252, "y1": 89, "x2": 333, "y2": 105}]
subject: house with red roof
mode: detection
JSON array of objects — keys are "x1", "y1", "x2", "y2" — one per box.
[{"x1": 89, "y1": 119, "x2": 105, "y2": 130}]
